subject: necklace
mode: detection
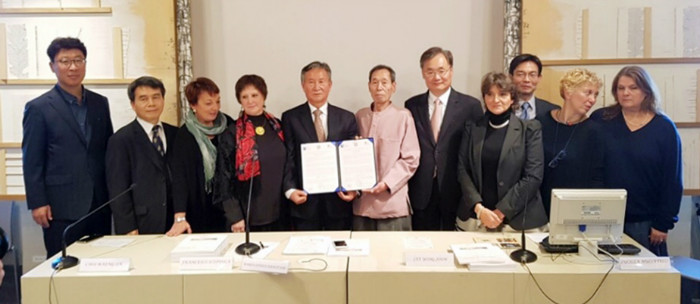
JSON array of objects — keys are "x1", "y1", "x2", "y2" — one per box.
[
  {"x1": 555, "y1": 109, "x2": 586, "y2": 126},
  {"x1": 622, "y1": 111, "x2": 652, "y2": 127},
  {"x1": 488, "y1": 120, "x2": 509, "y2": 129}
]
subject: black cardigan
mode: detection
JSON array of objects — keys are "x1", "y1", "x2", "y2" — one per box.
[{"x1": 170, "y1": 113, "x2": 234, "y2": 232}]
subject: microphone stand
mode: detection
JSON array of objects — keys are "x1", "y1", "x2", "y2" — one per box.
[
  {"x1": 52, "y1": 184, "x2": 136, "y2": 270},
  {"x1": 510, "y1": 187, "x2": 537, "y2": 263},
  {"x1": 235, "y1": 178, "x2": 260, "y2": 255}
]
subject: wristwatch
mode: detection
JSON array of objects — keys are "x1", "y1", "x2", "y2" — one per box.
[{"x1": 175, "y1": 216, "x2": 187, "y2": 223}]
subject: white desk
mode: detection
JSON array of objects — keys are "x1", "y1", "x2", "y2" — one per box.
[
  {"x1": 347, "y1": 231, "x2": 680, "y2": 304},
  {"x1": 22, "y1": 231, "x2": 680, "y2": 304},
  {"x1": 22, "y1": 231, "x2": 350, "y2": 304}
]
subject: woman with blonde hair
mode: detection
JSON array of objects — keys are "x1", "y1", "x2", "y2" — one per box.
[{"x1": 539, "y1": 68, "x2": 605, "y2": 216}]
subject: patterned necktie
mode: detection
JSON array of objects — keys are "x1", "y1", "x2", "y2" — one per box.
[
  {"x1": 313, "y1": 109, "x2": 326, "y2": 142},
  {"x1": 152, "y1": 125, "x2": 164, "y2": 156},
  {"x1": 520, "y1": 102, "x2": 530, "y2": 120},
  {"x1": 430, "y1": 99, "x2": 443, "y2": 142}
]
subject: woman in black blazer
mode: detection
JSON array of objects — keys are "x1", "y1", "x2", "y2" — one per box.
[
  {"x1": 214, "y1": 75, "x2": 288, "y2": 233},
  {"x1": 166, "y1": 77, "x2": 233, "y2": 235},
  {"x1": 456, "y1": 72, "x2": 547, "y2": 231}
]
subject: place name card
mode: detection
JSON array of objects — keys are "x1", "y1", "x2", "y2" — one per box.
[
  {"x1": 179, "y1": 257, "x2": 233, "y2": 271},
  {"x1": 619, "y1": 257, "x2": 671, "y2": 270},
  {"x1": 79, "y1": 258, "x2": 130, "y2": 272},
  {"x1": 240, "y1": 258, "x2": 290, "y2": 274},
  {"x1": 404, "y1": 252, "x2": 454, "y2": 267}
]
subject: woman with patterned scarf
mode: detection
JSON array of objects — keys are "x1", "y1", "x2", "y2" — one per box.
[
  {"x1": 167, "y1": 77, "x2": 234, "y2": 236},
  {"x1": 215, "y1": 75, "x2": 288, "y2": 233}
]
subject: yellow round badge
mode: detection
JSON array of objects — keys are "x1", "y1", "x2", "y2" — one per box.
[{"x1": 255, "y1": 126, "x2": 265, "y2": 136}]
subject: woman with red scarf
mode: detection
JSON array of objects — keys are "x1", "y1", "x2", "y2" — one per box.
[{"x1": 215, "y1": 75, "x2": 288, "y2": 232}]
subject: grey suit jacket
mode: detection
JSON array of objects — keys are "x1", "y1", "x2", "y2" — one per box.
[
  {"x1": 22, "y1": 86, "x2": 113, "y2": 220},
  {"x1": 456, "y1": 113, "x2": 548, "y2": 230}
]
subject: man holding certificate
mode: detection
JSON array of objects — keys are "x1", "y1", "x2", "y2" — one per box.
[
  {"x1": 354, "y1": 65, "x2": 420, "y2": 231},
  {"x1": 281, "y1": 61, "x2": 358, "y2": 231}
]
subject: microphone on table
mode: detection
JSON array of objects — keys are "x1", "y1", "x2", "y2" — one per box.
[
  {"x1": 509, "y1": 186, "x2": 538, "y2": 264},
  {"x1": 235, "y1": 178, "x2": 260, "y2": 255},
  {"x1": 51, "y1": 183, "x2": 136, "y2": 270}
]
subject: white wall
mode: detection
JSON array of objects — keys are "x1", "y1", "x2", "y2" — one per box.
[{"x1": 190, "y1": 0, "x2": 504, "y2": 117}]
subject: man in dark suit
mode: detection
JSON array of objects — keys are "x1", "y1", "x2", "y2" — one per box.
[
  {"x1": 405, "y1": 47, "x2": 483, "y2": 231},
  {"x1": 281, "y1": 61, "x2": 358, "y2": 230},
  {"x1": 106, "y1": 76, "x2": 177, "y2": 235},
  {"x1": 23, "y1": 37, "x2": 113, "y2": 257},
  {"x1": 508, "y1": 54, "x2": 560, "y2": 120}
]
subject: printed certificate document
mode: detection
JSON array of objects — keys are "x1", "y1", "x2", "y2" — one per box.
[{"x1": 301, "y1": 138, "x2": 377, "y2": 194}]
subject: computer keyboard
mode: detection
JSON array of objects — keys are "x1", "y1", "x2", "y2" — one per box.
[
  {"x1": 539, "y1": 236, "x2": 578, "y2": 253},
  {"x1": 598, "y1": 244, "x2": 641, "y2": 255},
  {"x1": 539, "y1": 237, "x2": 641, "y2": 255}
]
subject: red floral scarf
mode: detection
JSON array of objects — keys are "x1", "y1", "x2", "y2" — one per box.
[{"x1": 235, "y1": 112, "x2": 284, "y2": 181}]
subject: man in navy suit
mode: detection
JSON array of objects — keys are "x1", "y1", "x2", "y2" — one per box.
[
  {"x1": 106, "y1": 76, "x2": 177, "y2": 235},
  {"x1": 281, "y1": 61, "x2": 358, "y2": 230},
  {"x1": 23, "y1": 37, "x2": 113, "y2": 257},
  {"x1": 405, "y1": 47, "x2": 483, "y2": 231},
  {"x1": 508, "y1": 54, "x2": 560, "y2": 120}
]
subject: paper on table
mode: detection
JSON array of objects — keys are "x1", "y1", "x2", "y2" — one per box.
[
  {"x1": 90, "y1": 238, "x2": 136, "y2": 248},
  {"x1": 282, "y1": 236, "x2": 331, "y2": 255},
  {"x1": 301, "y1": 142, "x2": 340, "y2": 194},
  {"x1": 338, "y1": 139, "x2": 377, "y2": 191},
  {"x1": 450, "y1": 243, "x2": 517, "y2": 270},
  {"x1": 327, "y1": 239, "x2": 370, "y2": 256},
  {"x1": 403, "y1": 236, "x2": 433, "y2": 249},
  {"x1": 527, "y1": 233, "x2": 549, "y2": 244}
]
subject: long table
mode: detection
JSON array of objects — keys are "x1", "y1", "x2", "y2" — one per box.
[{"x1": 22, "y1": 231, "x2": 679, "y2": 304}]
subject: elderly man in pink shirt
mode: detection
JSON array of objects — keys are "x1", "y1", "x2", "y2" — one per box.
[{"x1": 353, "y1": 65, "x2": 421, "y2": 231}]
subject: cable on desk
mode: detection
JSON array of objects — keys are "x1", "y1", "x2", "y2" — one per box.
[
  {"x1": 289, "y1": 258, "x2": 328, "y2": 272},
  {"x1": 522, "y1": 236, "x2": 617, "y2": 304},
  {"x1": 49, "y1": 267, "x2": 60, "y2": 304}
]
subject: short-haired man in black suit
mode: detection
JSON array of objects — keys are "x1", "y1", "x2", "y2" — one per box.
[
  {"x1": 508, "y1": 54, "x2": 560, "y2": 120},
  {"x1": 281, "y1": 61, "x2": 358, "y2": 230},
  {"x1": 106, "y1": 76, "x2": 177, "y2": 235},
  {"x1": 23, "y1": 37, "x2": 114, "y2": 257},
  {"x1": 405, "y1": 47, "x2": 484, "y2": 231}
]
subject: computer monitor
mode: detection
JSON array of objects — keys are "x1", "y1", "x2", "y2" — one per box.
[{"x1": 548, "y1": 189, "x2": 627, "y2": 245}]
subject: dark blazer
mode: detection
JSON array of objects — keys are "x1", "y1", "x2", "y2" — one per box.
[
  {"x1": 22, "y1": 86, "x2": 113, "y2": 220},
  {"x1": 106, "y1": 120, "x2": 177, "y2": 234},
  {"x1": 456, "y1": 114, "x2": 548, "y2": 230},
  {"x1": 535, "y1": 97, "x2": 559, "y2": 120},
  {"x1": 405, "y1": 89, "x2": 483, "y2": 214},
  {"x1": 171, "y1": 114, "x2": 233, "y2": 233},
  {"x1": 281, "y1": 102, "x2": 358, "y2": 220}
]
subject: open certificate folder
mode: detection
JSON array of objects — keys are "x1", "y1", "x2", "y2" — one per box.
[{"x1": 300, "y1": 138, "x2": 377, "y2": 194}]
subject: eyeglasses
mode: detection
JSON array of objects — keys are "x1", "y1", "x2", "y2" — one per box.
[
  {"x1": 548, "y1": 149, "x2": 567, "y2": 168},
  {"x1": 55, "y1": 58, "x2": 86, "y2": 68},
  {"x1": 423, "y1": 69, "x2": 450, "y2": 79}
]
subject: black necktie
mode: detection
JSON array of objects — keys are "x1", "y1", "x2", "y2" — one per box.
[{"x1": 151, "y1": 125, "x2": 164, "y2": 156}]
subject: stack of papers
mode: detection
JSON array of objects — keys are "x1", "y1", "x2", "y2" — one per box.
[
  {"x1": 450, "y1": 243, "x2": 517, "y2": 270},
  {"x1": 282, "y1": 236, "x2": 331, "y2": 255},
  {"x1": 170, "y1": 235, "x2": 229, "y2": 262}
]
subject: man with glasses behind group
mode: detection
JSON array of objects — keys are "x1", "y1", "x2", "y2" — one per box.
[
  {"x1": 405, "y1": 47, "x2": 483, "y2": 231},
  {"x1": 23, "y1": 37, "x2": 114, "y2": 258}
]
